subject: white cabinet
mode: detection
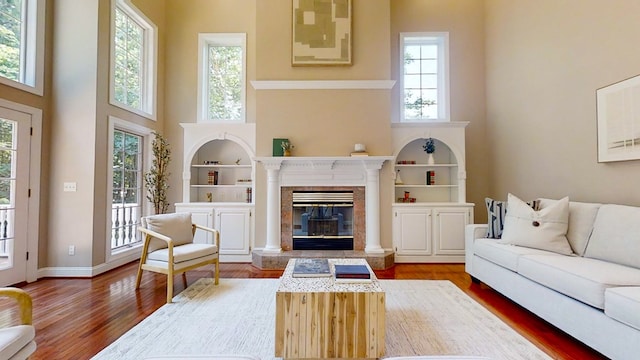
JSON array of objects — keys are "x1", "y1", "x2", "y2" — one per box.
[
  {"x1": 177, "y1": 203, "x2": 253, "y2": 262},
  {"x1": 391, "y1": 123, "x2": 474, "y2": 263},
  {"x1": 393, "y1": 205, "x2": 473, "y2": 262},
  {"x1": 393, "y1": 207, "x2": 432, "y2": 256}
]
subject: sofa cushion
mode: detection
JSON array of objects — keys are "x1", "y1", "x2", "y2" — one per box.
[
  {"x1": 518, "y1": 255, "x2": 640, "y2": 309},
  {"x1": 143, "y1": 212, "x2": 194, "y2": 253},
  {"x1": 539, "y1": 198, "x2": 601, "y2": 256},
  {"x1": 473, "y1": 238, "x2": 562, "y2": 272},
  {"x1": 501, "y1": 194, "x2": 573, "y2": 255},
  {"x1": 605, "y1": 287, "x2": 640, "y2": 331},
  {"x1": 484, "y1": 197, "x2": 540, "y2": 239},
  {"x1": 584, "y1": 204, "x2": 640, "y2": 269}
]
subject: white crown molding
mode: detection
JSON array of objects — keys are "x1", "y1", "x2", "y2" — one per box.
[{"x1": 250, "y1": 80, "x2": 396, "y2": 90}]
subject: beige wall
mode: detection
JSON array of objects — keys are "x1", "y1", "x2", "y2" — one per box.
[
  {"x1": 390, "y1": 0, "x2": 488, "y2": 222},
  {"x1": 485, "y1": 0, "x2": 640, "y2": 205}
]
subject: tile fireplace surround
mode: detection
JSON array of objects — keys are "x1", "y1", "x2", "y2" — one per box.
[{"x1": 252, "y1": 156, "x2": 395, "y2": 269}]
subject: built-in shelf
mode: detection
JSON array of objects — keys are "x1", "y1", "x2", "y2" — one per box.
[
  {"x1": 394, "y1": 164, "x2": 457, "y2": 168},
  {"x1": 192, "y1": 164, "x2": 252, "y2": 169},
  {"x1": 395, "y1": 185, "x2": 457, "y2": 188}
]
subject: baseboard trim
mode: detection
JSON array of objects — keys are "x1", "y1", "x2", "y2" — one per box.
[{"x1": 37, "y1": 253, "x2": 140, "y2": 279}]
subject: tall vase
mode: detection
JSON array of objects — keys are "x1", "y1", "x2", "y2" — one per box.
[{"x1": 427, "y1": 153, "x2": 435, "y2": 165}]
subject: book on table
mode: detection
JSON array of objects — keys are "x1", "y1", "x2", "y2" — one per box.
[
  {"x1": 334, "y1": 264, "x2": 371, "y2": 279},
  {"x1": 292, "y1": 258, "x2": 331, "y2": 278}
]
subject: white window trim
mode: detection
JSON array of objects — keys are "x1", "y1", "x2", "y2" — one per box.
[
  {"x1": 197, "y1": 33, "x2": 247, "y2": 123},
  {"x1": 109, "y1": 0, "x2": 157, "y2": 120},
  {"x1": 106, "y1": 116, "x2": 153, "y2": 262},
  {"x1": 0, "y1": 0, "x2": 45, "y2": 96},
  {"x1": 399, "y1": 32, "x2": 450, "y2": 122}
]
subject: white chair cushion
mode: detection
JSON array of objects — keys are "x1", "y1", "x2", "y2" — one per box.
[
  {"x1": 584, "y1": 204, "x2": 640, "y2": 269},
  {"x1": 144, "y1": 212, "x2": 194, "y2": 253},
  {"x1": 147, "y1": 243, "x2": 218, "y2": 264},
  {"x1": 605, "y1": 287, "x2": 640, "y2": 331},
  {"x1": 518, "y1": 255, "x2": 640, "y2": 309},
  {"x1": 473, "y1": 238, "x2": 561, "y2": 272},
  {"x1": 0, "y1": 325, "x2": 35, "y2": 360},
  {"x1": 501, "y1": 194, "x2": 573, "y2": 255},
  {"x1": 539, "y1": 198, "x2": 601, "y2": 256}
]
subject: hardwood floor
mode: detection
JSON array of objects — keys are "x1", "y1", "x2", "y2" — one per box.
[{"x1": 1, "y1": 262, "x2": 608, "y2": 360}]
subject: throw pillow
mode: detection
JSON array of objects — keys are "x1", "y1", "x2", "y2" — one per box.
[
  {"x1": 485, "y1": 197, "x2": 540, "y2": 239},
  {"x1": 144, "y1": 212, "x2": 194, "y2": 253},
  {"x1": 500, "y1": 193, "x2": 573, "y2": 255}
]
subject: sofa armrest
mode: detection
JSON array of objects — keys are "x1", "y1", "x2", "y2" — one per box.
[{"x1": 465, "y1": 224, "x2": 488, "y2": 275}]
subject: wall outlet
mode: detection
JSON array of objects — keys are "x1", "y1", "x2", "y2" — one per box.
[
  {"x1": 68, "y1": 245, "x2": 75, "y2": 256},
  {"x1": 63, "y1": 182, "x2": 77, "y2": 192}
]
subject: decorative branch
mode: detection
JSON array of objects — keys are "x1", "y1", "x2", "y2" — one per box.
[{"x1": 144, "y1": 132, "x2": 171, "y2": 214}]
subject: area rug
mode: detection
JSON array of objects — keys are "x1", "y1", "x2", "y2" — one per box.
[{"x1": 92, "y1": 279, "x2": 551, "y2": 360}]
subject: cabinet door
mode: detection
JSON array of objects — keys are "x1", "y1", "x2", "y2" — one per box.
[
  {"x1": 433, "y1": 207, "x2": 471, "y2": 255},
  {"x1": 214, "y1": 207, "x2": 251, "y2": 255},
  {"x1": 393, "y1": 208, "x2": 432, "y2": 255},
  {"x1": 175, "y1": 205, "x2": 214, "y2": 245}
]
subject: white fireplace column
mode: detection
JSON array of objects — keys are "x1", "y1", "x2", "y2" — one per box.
[
  {"x1": 260, "y1": 159, "x2": 284, "y2": 253},
  {"x1": 364, "y1": 166, "x2": 384, "y2": 254}
]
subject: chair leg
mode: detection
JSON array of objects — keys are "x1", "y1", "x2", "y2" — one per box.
[
  {"x1": 135, "y1": 264, "x2": 144, "y2": 289},
  {"x1": 167, "y1": 270, "x2": 174, "y2": 304},
  {"x1": 214, "y1": 259, "x2": 219, "y2": 285}
]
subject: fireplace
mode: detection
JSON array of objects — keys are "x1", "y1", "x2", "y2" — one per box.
[
  {"x1": 292, "y1": 191, "x2": 354, "y2": 250},
  {"x1": 281, "y1": 186, "x2": 366, "y2": 251}
]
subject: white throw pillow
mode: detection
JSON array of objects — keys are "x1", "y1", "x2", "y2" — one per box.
[
  {"x1": 500, "y1": 194, "x2": 573, "y2": 255},
  {"x1": 144, "y1": 212, "x2": 194, "y2": 253}
]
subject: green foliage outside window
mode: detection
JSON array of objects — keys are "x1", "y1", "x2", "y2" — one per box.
[
  {"x1": 114, "y1": 7, "x2": 143, "y2": 110},
  {"x1": 112, "y1": 130, "x2": 142, "y2": 206},
  {"x1": 0, "y1": 0, "x2": 23, "y2": 82},
  {"x1": 208, "y1": 45, "x2": 242, "y2": 121}
]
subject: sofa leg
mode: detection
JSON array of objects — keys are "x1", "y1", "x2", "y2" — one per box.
[{"x1": 470, "y1": 275, "x2": 481, "y2": 284}]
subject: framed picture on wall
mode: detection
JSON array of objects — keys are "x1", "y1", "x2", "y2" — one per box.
[
  {"x1": 292, "y1": 0, "x2": 352, "y2": 66},
  {"x1": 596, "y1": 73, "x2": 640, "y2": 162}
]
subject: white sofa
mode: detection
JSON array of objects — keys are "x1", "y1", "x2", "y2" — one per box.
[{"x1": 465, "y1": 197, "x2": 640, "y2": 360}]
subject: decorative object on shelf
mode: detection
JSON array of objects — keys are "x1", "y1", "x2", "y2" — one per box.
[
  {"x1": 350, "y1": 143, "x2": 368, "y2": 156},
  {"x1": 272, "y1": 138, "x2": 288, "y2": 156},
  {"x1": 292, "y1": 0, "x2": 352, "y2": 66},
  {"x1": 426, "y1": 170, "x2": 435, "y2": 185},
  {"x1": 207, "y1": 170, "x2": 218, "y2": 185},
  {"x1": 395, "y1": 169, "x2": 404, "y2": 185},
  {"x1": 246, "y1": 188, "x2": 252, "y2": 203},
  {"x1": 206, "y1": 192, "x2": 212, "y2": 202},
  {"x1": 404, "y1": 191, "x2": 410, "y2": 200},
  {"x1": 235, "y1": 158, "x2": 241, "y2": 165},
  {"x1": 203, "y1": 160, "x2": 219, "y2": 165},
  {"x1": 423, "y1": 138, "x2": 436, "y2": 165},
  {"x1": 144, "y1": 132, "x2": 171, "y2": 214},
  {"x1": 281, "y1": 140, "x2": 294, "y2": 156}
]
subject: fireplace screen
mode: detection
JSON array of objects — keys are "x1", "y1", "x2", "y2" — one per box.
[{"x1": 292, "y1": 191, "x2": 354, "y2": 250}]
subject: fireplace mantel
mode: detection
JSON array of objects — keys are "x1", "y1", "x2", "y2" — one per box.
[{"x1": 254, "y1": 156, "x2": 393, "y2": 254}]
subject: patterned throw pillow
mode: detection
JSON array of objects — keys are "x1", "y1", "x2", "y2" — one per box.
[{"x1": 485, "y1": 197, "x2": 540, "y2": 239}]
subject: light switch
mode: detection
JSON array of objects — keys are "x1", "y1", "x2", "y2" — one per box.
[{"x1": 64, "y1": 182, "x2": 77, "y2": 192}]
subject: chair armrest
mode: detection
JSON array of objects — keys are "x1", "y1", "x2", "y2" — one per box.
[
  {"x1": 0, "y1": 287, "x2": 33, "y2": 325},
  {"x1": 138, "y1": 226, "x2": 174, "y2": 246},
  {"x1": 193, "y1": 224, "x2": 221, "y2": 249}
]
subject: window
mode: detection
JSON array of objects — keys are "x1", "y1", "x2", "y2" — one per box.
[
  {"x1": 197, "y1": 33, "x2": 246, "y2": 122},
  {"x1": 400, "y1": 32, "x2": 450, "y2": 122},
  {"x1": 108, "y1": 118, "x2": 151, "y2": 255},
  {"x1": 0, "y1": 0, "x2": 45, "y2": 95},
  {"x1": 110, "y1": 0, "x2": 157, "y2": 119}
]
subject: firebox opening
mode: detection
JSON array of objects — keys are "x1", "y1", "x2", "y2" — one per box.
[{"x1": 292, "y1": 191, "x2": 354, "y2": 250}]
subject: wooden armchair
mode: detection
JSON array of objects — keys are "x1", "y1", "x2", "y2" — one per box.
[
  {"x1": 0, "y1": 287, "x2": 36, "y2": 360},
  {"x1": 136, "y1": 212, "x2": 220, "y2": 303}
]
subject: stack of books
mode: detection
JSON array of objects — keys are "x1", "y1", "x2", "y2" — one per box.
[
  {"x1": 292, "y1": 258, "x2": 331, "y2": 278},
  {"x1": 334, "y1": 264, "x2": 372, "y2": 283}
]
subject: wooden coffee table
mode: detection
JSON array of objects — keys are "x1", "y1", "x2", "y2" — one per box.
[{"x1": 275, "y1": 258, "x2": 385, "y2": 359}]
